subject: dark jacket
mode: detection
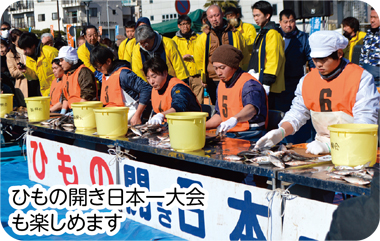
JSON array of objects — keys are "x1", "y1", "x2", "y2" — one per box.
[
  {"x1": 325, "y1": 171, "x2": 379, "y2": 240},
  {"x1": 277, "y1": 27, "x2": 315, "y2": 81},
  {"x1": 107, "y1": 60, "x2": 152, "y2": 106}
]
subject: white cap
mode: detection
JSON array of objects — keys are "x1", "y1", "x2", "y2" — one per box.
[
  {"x1": 309, "y1": 30, "x2": 348, "y2": 58},
  {"x1": 55, "y1": 46, "x2": 78, "y2": 61}
]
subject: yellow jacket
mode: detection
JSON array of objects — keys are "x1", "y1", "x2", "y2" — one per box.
[
  {"x1": 236, "y1": 21, "x2": 257, "y2": 55},
  {"x1": 255, "y1": 28, "x2": 285, "y2": 93},
  {"x1": 24, "y1": 44, "x2": 58, "y2": 96},
  {"x1": 194, "y1": 26, "x2": 250, "y2": 83},
  {"x1": 172, "y1": 32, "x2": 199, "y2": 76},
  {"x1": 343, "y1": 31, "x2": 366, "y2": 62},
  {"x1": 77, "y1": 42, "x2": 107, "y2": 72},
  {"x1": 131, "y1": 36, "x2": 189, "y2": 82},
  {"x1": 118, "y1": 38, "x2": 136, "y2": 62}
]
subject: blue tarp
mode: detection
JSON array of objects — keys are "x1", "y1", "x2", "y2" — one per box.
[{"x1": 1, "y1": 143, "x2": 185, "y2": 240}]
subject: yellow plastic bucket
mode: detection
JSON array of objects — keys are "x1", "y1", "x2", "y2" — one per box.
[
  {"x1": 93, "y1": 107, "x2": 129, "y2": 138},
  {"x1": 24, "y1": 97, "x2": 50, "y2": 122},
  {"x1": 328, "y1": 124, "x2": 378, "y2": 167},
  {"x1": 0, "y1": 94, "x2": 14, "y2": 117},
  {"x1": 166, "y1": 112, "x2": 208, "y2": 152},
  {"x1": 71, "y1": 101, "x2": 103, "y2": 130}
]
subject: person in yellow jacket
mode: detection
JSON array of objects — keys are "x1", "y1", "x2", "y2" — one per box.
[
  {"x1": 118, "y1": 20, "x2": 136, "y2": 61},
  {"x1": 121, "y1": 17, "x2": 152, "y2": 63},
  {"x1": 224, "y1": 7, "x2": 257, "y2": 55},
  {"x1": 172, "y1": 15, "x2": 203, "y2": 104},
  {"x1": 17, "y1": 32, "x2": 58, "y2": 96},
  {"x1": 341, "y1": 17, "x2": 366, "y2": 62},
  {"x1": 77, "y1": 25, "x2": 107, "y2": 83},
  {"x1": 194, "y1": 5, "x2": 249, "y2": 105},
  {"x1": 248, "y1": 1, "x2": 285, "y2": 110},
  {"x1": 132, "y1": 25, "x2": 189, "y2": 83}
]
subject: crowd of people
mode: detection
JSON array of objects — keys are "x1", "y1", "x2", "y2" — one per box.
[{"x1": 1, "y1": 1, "x2": 380, "y2": 149}]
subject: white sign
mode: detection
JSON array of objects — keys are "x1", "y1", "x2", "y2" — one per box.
[{"x1": 26, "y1": 135, "x2": 117, "y2": 186}]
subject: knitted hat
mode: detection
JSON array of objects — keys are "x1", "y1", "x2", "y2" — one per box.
[{"x1": 211, "y1": 44, "x2": 243, "y2": 69}]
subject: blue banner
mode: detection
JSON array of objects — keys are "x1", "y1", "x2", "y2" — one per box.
[
  {"x1": 28, "y1": 27, "x2": 32, "y2": 32},
  {"x1": 310, "y1": 17, "x2": 321, "y2": 35},
  {"x1": 115, "y1": 25, "x2": 119, "y2": 38}
]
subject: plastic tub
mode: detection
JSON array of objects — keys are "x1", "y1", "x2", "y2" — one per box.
[
  {"x1": 0, "y1": 94, "x2": 14, "y2": 117},
  {"x1": 328, "y1": 124, "x2": 378, "y2": 167},
  {"x1": 24, "y1": 97, "x2": 50, "y2": 122},
  {"x1": 71, "y1": 101, "x2": 103, "y2": 130},
  {"x1": 166, "y1": 112, "x2": 208, "y2": 152},
  {"x1": 93, "y1": 107, "x2": 129, "y2": 138}
]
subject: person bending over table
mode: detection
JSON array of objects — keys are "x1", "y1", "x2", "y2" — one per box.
[
  {"x1": 256, "y1": 30, "x2": 380, "y2": 155},
  {"x1": 142, "y1": 56, "x2": 201, "y2": 125},
  {"x1": 205, "y1": 44, "x2": 268, "y2": 142}
]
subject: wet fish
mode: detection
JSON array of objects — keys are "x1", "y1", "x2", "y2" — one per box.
[
  {"x1": 286, "y1": 151, "x2": 313, "y2": 161},
  {"x1": 327, "y1": 173, "x2": 345, "y2": 179},
  {"x1": 343, "y1": 177, "x2": 371, "y2": 185},
  {"x1": 269, "y1": 155, "x2": 285, "y2": 169},
  {"x1": 130, "y1": 126, "x2": 143, "y2": 136},
  {"x1": 252, "y1": 156, "x2": 271, "y2": 165},
  {"x1": 366, "y1": 169, "x2": 375, "y2": 176},
  {"x1": 225, "y1": 155, "x2": 244, "y2": 161},
  {"x1": 277, "y1": 144, "x2": 287, "y2": 152},
  {"x1": 285, "y1": 160, "x2": 313, "y2": 166},
  {"x1": 332, "y1": 170, "x2": 356, "y2": 176},
  {"x1": 237, "y1": 151, "x2": 262, "y2": 159},
  {"x1": 351, "y1": 171, "x2": 373, "y2": 180}
]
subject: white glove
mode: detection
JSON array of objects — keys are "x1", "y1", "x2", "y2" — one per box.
[
  {"x1": 263, "y1": 84, "x2": 270, "y2": 96},
  {"x1": 306, "y1": 140, "x2": 330, "y2": 155},
  {"x1": 255, "y1": 127, "x2": 285, "y2": 149},
  {"x1": 218, "y1": 117, "x2": 238, "y2": 133},
  {"x1": 148, "y1": 113, "x2": 164, "y2": 125}
]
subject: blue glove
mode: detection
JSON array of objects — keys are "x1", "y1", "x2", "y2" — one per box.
[{"x1": 94, "y1": 70, "x2": 103, "y2": 83}]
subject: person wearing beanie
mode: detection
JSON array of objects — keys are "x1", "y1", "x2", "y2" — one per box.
[
  {"x1": 56, "y1": 46, "x2": 98, "y2": 114},
  {"x1": 172, "y1": 14, "x2": 204, "y2": 104},
  {"x1": 256, "y1": 30, "x2": 380, "y2": 157},
  {"x1": 206, "y1": 45, "x2": 268, "y2": 141},
  {"x1": 194, "y1": 5, "x2": 250, "y2": 105},
  {"x1": 359, "y1": 7, "x2": 380, "y2": 85},
  {"x1": 121, "y1": 18, "x2": 151, "y2": 63},
  {"x1": 142, "y1": 57, "x2": 201, "y2": 125},
  {"x1": 224, "y1": 7, "x2": 257, "y2": 56},
  {"x1": 17, "y1": 32, "x2": 58, "y2": 96}
]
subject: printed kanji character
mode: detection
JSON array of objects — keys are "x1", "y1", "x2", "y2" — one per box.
[
  {"x1": 228, "y1": 190, "x2": 269, "y2": 240},
  {"x1": 166, "y1": 187, "x2": 185, "y2": 206},
  {"x1": 126, "y1": 187, "x2": 145, "y2": 207},
  {"x1": 69, "y1": 188, "x2": 87, "y2": 207},
  {"x1": 30, "y1": 213, "x2": 49, "y2": 232},
  {"x1": 108, "y1": 188, "x2": 123, "y2": 206},
  {"x1": 57, "y1": 147, "x2": 78, "y2": 185},
  {"x1": 186, "y1": 187, "x2": 205, "y2": 206}
]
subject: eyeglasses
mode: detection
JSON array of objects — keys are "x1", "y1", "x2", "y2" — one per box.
[
  {"x1": 1, "y1": 28, "x2": 9, "y2": 31},
  {"x1": 94, "y1": 63, "x2": 104, "y2": 71}
]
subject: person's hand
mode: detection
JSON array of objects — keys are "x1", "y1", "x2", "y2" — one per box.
[
  {"x1": 183, "y1": 54, "x2": 193, "y2": 61},
  {"x1": 306, "y1": 140, "x2": 330, "y2": 155},
  {"x1": 17, "y1": 63, "x2": 26, "y2": 73},
  {"x1": 148, "y1": 113, "x2": 164, "y2": 125},
  {"x1": 255, "y1": 127, "x2": 285, "y2": 149},
  {"x1": 130, "y1": 114, "x2": 142, "y2": 126},
  {"x1": 218, "y1": 117, "x2": 238, "y2": 133}
]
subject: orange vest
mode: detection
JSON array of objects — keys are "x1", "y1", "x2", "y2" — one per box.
[
  {"x1": 218, "y1": 72, "x2": 268, "y2": 132},
  {"x1": 49, "y1": 78, "x2": 63, "y2": 107},
  {"x1": 151, "y1": 77, "x2": 199, "y2": 113},
  {"x1": 101, "y1": 67, "x2": 131, "y2": 107},
  {"x1": 62, "y1": 64, "x2": 86, "y2": 108},
  {"x1": 302, "y1": 63, "x2": 363, "y2": 117}
]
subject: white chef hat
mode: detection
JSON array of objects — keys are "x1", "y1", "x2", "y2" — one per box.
[{"x1": 309, "y1": 30, "x2": 348, "y2": 58}]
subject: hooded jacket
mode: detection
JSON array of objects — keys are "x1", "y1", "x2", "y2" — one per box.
[
  {"x1": 24, "y1": 42, "x2": 58, "y2": 96},
  {"x1": 131, "y1": 32, "x2": 189, "y2": 82},
  {"x1": 77, "y1": 41, "x2": 107, "y2": 72},
  {"x1": 172, "y1": 30, "x2": 199, "y2": 76},
  {"x1": 343, "y1": 30, "x2": 366, "y2": 62}
]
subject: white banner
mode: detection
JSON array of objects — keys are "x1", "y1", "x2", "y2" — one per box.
[{"x1": 26, "y1": 135, "x2": 117, "y2": 186}]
